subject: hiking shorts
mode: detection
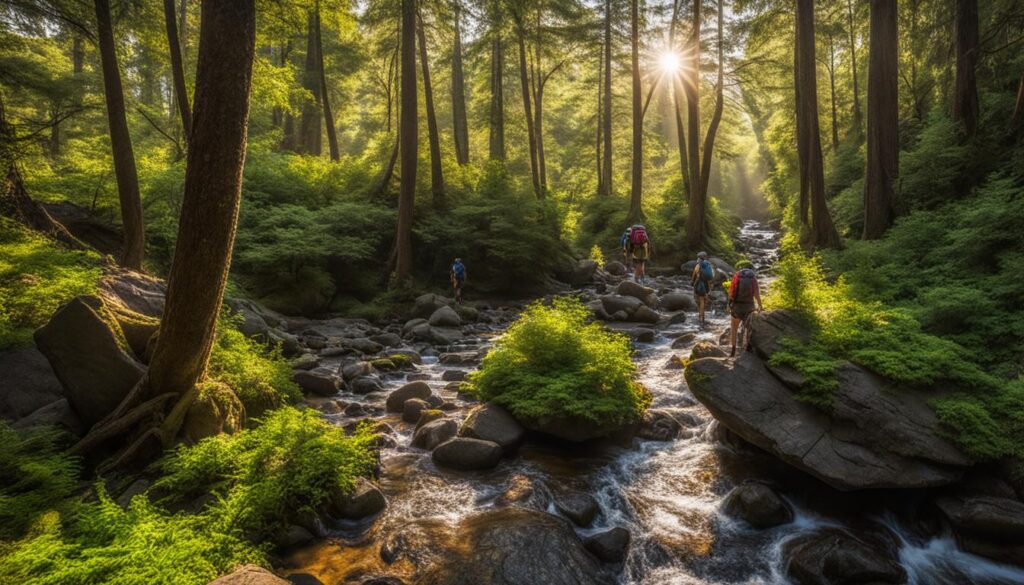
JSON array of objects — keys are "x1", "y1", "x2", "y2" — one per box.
[
  {"x1": 631, "y1": 245, "x2": 649, "y2": 262},
  {"x1": 693, "y1": 281, "x2": 709, "y2": 298},
  {"x1": 731, "y1": 301, "x2": 756, "y2": 319}
]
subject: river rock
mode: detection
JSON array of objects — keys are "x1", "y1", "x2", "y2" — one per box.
[
  {"x1": 371, "y1": 332, "x2": 403, "y2": 347},
  {"x1": 458, "y1": 402, "x2": 525, "y2": 452},
  {"x1": 340, "y1": 361, "x2": 375, "y2": 381},
  {"x1": 291, "y1": 370, "x2": 340, "y2": 397},
  {"x1": 415, "y1": 409, "x2": 444, "y2": 429},
  {"x1": 403, "y1": 398, "x2": 430, "y2": 423},
  {"x1": 722, "y1": 481, "x2": 793, "y2": 529},
  {"x1": 386, "y1": 381, "x2": 432, "y2": 412},
  {"x1": 784, "y1": 528, "x2": 907, "y2": 585},
  {"x1": 439, "y1": 352, "x2": 477, "y2": 366},
  {"x1": 659, "y1": 293, "x2": 697, "y2": 312},
  {"x1": 429, "y1": 306, "x2": 462, "y2": 328},
  {"x1": 34, "y1": 296, "x2": 146, "y2": 427},
  {"x1": 604, "y1": 261, "x2": 627, "y2": 276},
  {"x1": 329, "y1": 477, "x2": 386, "y2": 520},
  {"x1": 629, "y1": 305, "x2": 660, "y2": 324},
  {"x1": 412, "y1": 418, "x2": 458, "y2": 450},
  {"x1": 441, "y1": 370, "x2": 467, "y2": 382},
  {"x1": 208, "y1": 564, "x2": 289, "y2": 585},
  {"x1": 600, "y1": 295, "x2": 643, "y2": 316},
  {"x1": 432, "y1": 437, "x2": 502, "y2": 470},
  {"x1": 99, "y1": 269, "x2": 167, "y2": 318},
  {"x1": 690, "y1": 341, "x2": 727, "y2": 360},
  {"x1": 747, "y1": 309, "x2": 812, "y2": 360},
  {"x1": 584, "y1": 527, "x2": 631, "y2": 563},
  {"x1": 555, "y1": 491, "x2": 599, "y2": 527},
  {"x1": 934, "y1": 494, "x2": 1024, "y2": 565},
  {"x1": 12, "y1": 398, "x2": 83, "y2": 436},
  {"x1": 615, "y1": 281, "x2": 657, "y2": 307},
  {"x1": 182, "y1": 381, "x2": 245, "y2": 443},
  {"x1": 418, "y1": 507, "x2": 611, "y2": 585},
  {"x1": 685, "y1": 352, "x2": 971, "y2": 490},
  {"x1": 414, "y1": 294, "x2": 453, "y2": 319},
  {"x1": 637, "y1": 409, "x2": 684, "y2": 442},
  {"x1": 342, "y1": 338, "x2": 384, "y2": 355},
  {"x1": 566, "y1": 259, "x2": 598, "y2": 286},
  {"x1": 671, "y1": 333, "x2": 698, "y2": 349},
  {"x1": 350, "y1": 376, "x2": 384, "y2": 395},
  {"x1": 402, "y1": 318, "x2": 428, "y2": 337},
  {"x1": 0, "y1": 348, "x2": 65, "y2": 422}
]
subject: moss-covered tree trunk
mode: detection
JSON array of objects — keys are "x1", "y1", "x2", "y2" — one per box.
[
  {"x1": 627, "y1": 0, "x2": 643, "y2": 222},
  {"x1": 451, "y1": 3, "x2": 469, "y2": 165},
  {"x1": 953, "y1": 0, "x2": 979, "y2": 138},
  {"x1": 863, "y1": 0, "x2": 898, "y2": 240},
  {"x1": 164, "y1": 0, "x2": 191, "y2": 146},
  {"x1": 394, "y1": 0, "x2": 417, "y2": 283},
  {"x1": 94, "y1": 0, "x2": 145, "y2": 270}
]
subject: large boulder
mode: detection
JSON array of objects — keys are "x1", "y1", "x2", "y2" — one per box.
[
  {"x1": 583, "y1": 527, "x2": 631, "y2": 563},
  {"x1": 636, "y1": 409, "x2": 684, "y2": 442},
  {"x1": 517, "y1": 412, "x2": 630, "y2": 443},
  {"x1": 690, "y1": 341, "x2": 727, "y2": 360},
  {"x1": 412, "y1": 418, "x2": 458, "y2": 450},
  {"x1": 554, "y1": 491, "x2": 599, "y2": 527},
  {"x1": 291, "y1": 370, "x2": 340, "y2": 397},
  {"x1": 685, "y1": 353, "x2": 971, "y2": 490},
  {"x1": 615, "y1": 281, "x2": 657, "y2": 307},
  {"x1": 432, "y1": 437, "x2": 502, "y2": 470},
  {"x1": 34, "y1": 296, "x2": 146, "y2": 427},
  {"x1": 329, "y1": 477, "x2": 386, "y2": 520},
  {"x1": 599, "y1": 295, "x2": 643, "y2": 317},
  {"x1": 414, "y1": 294, "x2": 452, "y2": 319},
  {"x1": 419, "y1": 507, "x2": 612, "y2": 585},
  {"x1": 783, "y1": 529, "x2": 907, "y2": 585},
  {"x1": 459, "y1": 402, "x2": 525, "y2": 452},
  {"x1": 658, "y1": 293, "x2": 697, "y2": 312},
  {"x1": 627, "y1": 305, "x2": 660, "y2": 324},
  {"x1": 934, "y1": 494, "x2": 1024, "y2": 565},
  {"x1": 98, "y1": 269, "x2": 166, "y2": 318},
  {"x1": 568, "y1": 259, "x2": 598, "y2": 286},
  {"x1": 721, "y1": 481, "x2": 793, "y2": 529},
  {"x1": 0, "y1": 348, "x2": 65, "y2": 422},
  {"x1": 182, "y1": 381, "x2": 245, "y2": 444},
  {"x1": 747, "y1": 309, "x2": 813, "y2": 360},
  {"x1": 429, "y1": 306, "x2": 462, "y2": 328},
  {"x1": 604, "y1": 261, "x2": 627, "y2": 276},
  {"x1": 208, "y1": 565, "x2": 289, "y2": 585},
  {"x1": 386, "y1": 381, "x2": 432, "y2": 412}
]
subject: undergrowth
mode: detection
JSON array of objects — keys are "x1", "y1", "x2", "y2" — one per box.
[{"x1": 209, "y1": 314, "x2": 302, "y2": 416}]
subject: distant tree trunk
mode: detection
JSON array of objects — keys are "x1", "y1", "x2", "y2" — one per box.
[
  {"x1": 1013, "y1": 72, "x2": 1024, "y2": 130},
  {"x1": 627, "y1": 0, "x2": 643, "y2": 222},
  {"x1": 599, "y1": 0, "x2": 613, "y2": 196},
  {"x1": 164, "y1": 0, "x2": 192, "y2": 146},
  {"x1": 668, "y1": 0, "x2": 689, "y2": 199},
  {"x1": 847, "y1": 0, "x2": 863, "y2": 134},
  {"x1": 395, "y1": 0, "x2": 417, "y2": 283},
  {"x1": 379, "y1": 133, "x2": 399, "y2": 193},
  {"x1": 273, "y1": 42, "x2": 289, "y2": 129},
  {"x1": 953, "y1": 0, "x2": 979, "y2": 138},
  {"x1": 535, "y1": 75, "x2": 548, "y2": 195},
  {"x1": 315, "y1": 3, "x2": 339, "y2": 161},
  {"x1": 417, "y1": 15, "x2": 445, "y2": 206},
  {"x1": 863, "y1": 0, "x2": 898, "y2": 239},
  {"x1": 688, "y1": 0, "x2": 725, "y2": 248},
  {"x1": 827, "y1": 31, "x2": 840, "y2": 152},
  {"x1": 794, "y1": 13, "x2": 810, "y2": 229},
  {"x1": 72, "y1": 34, "x2": 84, "y2": 74},
  {"x1": 298, "y1": 12, "x2": 322, "y2": 155},
  {"x1": 796, "y1": 0, "x2": 841, "y2": 249},
  {"x1": 451, "y1": 4, "x2": 469, "y2": 165},
  {"x1": 488, "y1": 27, "x2": 505, "y2": 161},
  {"x1": 94, "y1": 0, "x2": 145, "y2": 270},
  {"x1": 77, "y1": 0, "x2": 257, "y2": 468},
  {"x1": 685, "y1": 0, "x2": 701, "y2": 227},
  {"x1": 515, "y1": 22, "x2": 540, "y2": 197},
  {"x1": 596, "y1": 53, "x2": 603, "y2": 193}
]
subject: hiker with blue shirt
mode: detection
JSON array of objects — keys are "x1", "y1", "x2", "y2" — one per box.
[
  {"x1": 690, "y1": 251, "x2": 715, "y2": 328},
  {"x1": 451, "y1": 258, "x2": 466, "y2": 304}
]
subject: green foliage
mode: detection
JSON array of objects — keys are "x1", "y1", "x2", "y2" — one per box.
[
  {"x1": 465, "y1": 297, "x2": 651, "y2": 429},
  {"x1": 208, "y1": 315, "x2": 302, "y2": 416},
  {"x1": 0, "y1": 219, "x2": 101, "y2": 349},
  {"x1": 899, "y1": 113, "x2": 971, "y2": 211},
  {"x1": 0, "y1": 424, "x2": 79, "y2": 541},
  {"x1": 155, "y1": 407, "x2": 378, "y2": 539}
]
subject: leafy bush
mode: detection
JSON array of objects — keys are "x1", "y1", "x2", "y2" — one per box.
[
  {"x1": 208, "y1": 315, "x2": 302, "y2": 416},
  {"x1": 899, "y1": 113, "x2": 971, "y2": 211},
  {"x1": 465, "y1": 297, "x2": 650, "y2": 429},
  {"x1": 155, "y1": 407, "x2": 378, "y2": 538},
  {"x1": 0, "y1": 219, "x2": 101, "y2": 349}
]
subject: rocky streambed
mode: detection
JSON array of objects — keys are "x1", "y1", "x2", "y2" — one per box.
[{"x1": 267, "y1": 222, "x2": 1024, "y2": 585}]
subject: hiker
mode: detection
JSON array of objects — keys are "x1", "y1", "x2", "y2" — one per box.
[
  {"x1": 626, "y1": 224, "x2": 651, "y2": 283},
  {"x1": 450, "y1": 258, "x2": 466, "y2": 304},
  {"x1": 728, "y1": 260, "x2": 763, "y2": 357},
  {"x1": 690, "y1": 252, "x2": 715, "y2": 328},
  {"x1": 620, "y1": 227, "x2": 633, "y2": 269}
]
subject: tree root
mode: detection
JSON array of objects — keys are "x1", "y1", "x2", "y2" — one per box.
[{"x1": 71, "y1": 391, "x2": 178, "y2": 456}]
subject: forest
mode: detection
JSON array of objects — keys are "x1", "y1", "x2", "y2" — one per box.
[{"x1": 1, "y1": 0, "x2": 1024, "y2": 583}]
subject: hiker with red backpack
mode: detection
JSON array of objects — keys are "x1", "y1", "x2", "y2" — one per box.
[
  {"x1": 728, "y1": 260, "x2": 762, "y2": 357},
  {"x1": 625, "y1": 224, "x2": 651, "y2": 283},
  {"x1": 690, "y1": 252, "x2": 715, "y2": 328}
]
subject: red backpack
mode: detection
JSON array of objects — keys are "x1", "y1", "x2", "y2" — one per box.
[{"x1": 630, "y1": 225, "x2": 648, "y2": 247}]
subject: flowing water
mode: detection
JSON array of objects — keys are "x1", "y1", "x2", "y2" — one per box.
[{"x1": 287, "y1": 221, "x2": 1024, "y2": 585}]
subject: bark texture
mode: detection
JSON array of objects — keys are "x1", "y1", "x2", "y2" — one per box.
[
  {"x1": 164, "y1": 0, "x2": 191, "y2": 145},
  {"x1": 316, "y1": 2, "x2": 340, "y2": 161},
  {"x1": 863, "y1": 0, "x2": 898, "y2": 240},
  {"x1": 599, "y1": 0, "x2": 613, "y2": 196},
  {"x1": 628, "y1": 0, "x2": 643, "y2": 222},
  {"x1": 953, "y1": 0, "x2": 979, "y2": 138},
  {"x1": 395, "y1": 0, "x2": 417, "y2": 282},
  {"x1": 451, "y1": 4, "x2": 469, "y2": 165},
  {"x1": 417, "y1": 16, "x2": 445, "y2": 206},
  {"x1": 298, "y1": 11, "x2": 322, "y2": 155},
  {"x1": 488, "y1": 7, "x2": 506, "y2": 162}
]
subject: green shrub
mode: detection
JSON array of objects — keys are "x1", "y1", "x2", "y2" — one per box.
[
  {"x1": 208, "y1": 315, "x2": 302, "y2": 416},
  {"x1": 0, "y1": 423, "x2": 79, "y2": 540},
  {"x1": 0, "y1": 219, "x2": 101, "y2": 349},
  {"x1": 464, "y1": 297, "x2": 650, "y2": 429},
  {"x1": 155, "y1": 407, "x2": 378, "y2": 538}
]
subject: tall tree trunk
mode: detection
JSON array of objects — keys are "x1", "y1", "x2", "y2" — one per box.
[
  {"x1": 417, "y1": 15, "x2": 445, "y2": 206},
  {"x1": 627, "y1": 0, "x2": 643, "y2": 222},
  {"x1": 953, "y1": 0, "x2": 979, "y2": 138},
  {"x1": 599, "y1": 0, "x2": 613, "y2": 196},
  {"x1": 668, "y1": 0, "x2": 689, "y2": 199},
  {"x1": 298, "y1": 12, "x2": 322, "y2": 155},
  {"x1": 685, "y1": 0, "x2": 701, "y2": 228},
  {"x1": 828, "y1": 32, "x2": 839, "y2": 152},
  {"x1": 863, "y1": 0, "x2": 898, "y2": 239},
  {"x1": 79, "y1": 0, "x2": 257, "y2": 468},
  {"x1": 596, "y1": 52, "x2": 603, "y2": 194},
  {"x1": 535, "y1": 80, "x2": 547, "y2": 195},
  {"x1": 316, "y1": 3, "x2": 340, "y2": 161},
  {"x1": 488, "y1": 24, "x2": 505, "y2": 161},
  {"x1": 273, "y1": 42, "x2": 288, "y2": 128},
  {"x1": 515, "y1": 22, "x2": 540, "y2": 197},
  {"x1": 72, "y1": 34, "x2": 84, "y2": 74},
  {"x1": 1013, "y1": 72, "x2": 1024, "y2": 130},
  {"x1": 164, "y1": 0, "x2": 192, "y2": 146},
  {"x1": 796, "y1": 0, "x2": 841, "y2": 249},
  {"x1": 379, "y1": 133, "x2": 399, "y2": 194},
  {"x1": 451, "y1": 4, "x2": 469, "y2": 165},
  {"x1": 847, "y1": 0, "x2": 863, "y2": 133},
  {"x1": 688, "y1": 0, "x2": 725, "y2": 248},
  {"x1": 794, "y1": 15, "x2": 810, "y2": 229},
  {"x1": 395, "y1": 0, "x2": 417, "y2": 283},
  {"x1": 94, "y1": 0, "x2": 145, "y2": 270}
]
